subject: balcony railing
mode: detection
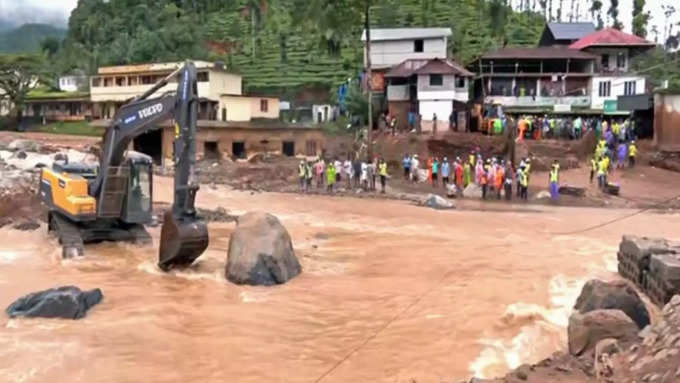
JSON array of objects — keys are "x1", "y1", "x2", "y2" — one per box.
[{"x1": 484, "y1": 96, "x2": 591, "y2": 108}]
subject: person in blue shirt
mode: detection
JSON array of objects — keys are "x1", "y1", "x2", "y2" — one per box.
[
  {"x1": 441, "y1": 157, "x2": 451, "y2": 186},
  {"x1": 402, "y1": 154, "x2": 411, "y2": 180},
  {"x1": 431, "y1": 157, "x2": 439, "y2": 187}
]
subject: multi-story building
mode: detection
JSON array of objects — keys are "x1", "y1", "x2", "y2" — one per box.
[
  {"x1": 569, "y1": 28, "x2": 655, "y2": 110},
  {"x1": 90, "y1": 61, "x2": 242, "y2": 120},
  {"x1": 471, "y1": 24, "x2": 655, "y2": 115},
  {"x1": 363, "y1": 28, "x2": 472, "y2": 132}
]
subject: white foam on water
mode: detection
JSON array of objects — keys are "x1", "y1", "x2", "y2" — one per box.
[
  {"x1": 0, "y1": 251, "x2": 20, "y2": 264},
  {"x1": 136, "y1": 260, "x2": 226, "y2": 283},
  {"x1": 239, "y1": 290, "x2": 271, "y2": 303},
  {"x1": 468, "y1": 274, "x2": 586, "y2": 379}
]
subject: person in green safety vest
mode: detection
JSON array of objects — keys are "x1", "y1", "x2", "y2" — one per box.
[
  {"x1": 379, "y1": 158, "x2": 388, "y2": 194},
  {"x1": 590, "y1": 156, "x2": 598, "y2": 184},
  {"x1": 518, "y1": 166, "x2": 529, "y2": 200},
  {"x1": 326, "y1": 161, "x2": 336, "y2": 193},
  {"x1": 549, "y1": 160, "x2": 560, "y2": 201},
  {"x1": 597, "y1": 156, "x2": 607, "y2": 189},
  {"x1": 628, "y1": 141, "x2": 638, "y2": 167}
]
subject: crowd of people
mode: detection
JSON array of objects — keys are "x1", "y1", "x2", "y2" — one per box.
[
  {"x1": 297, "y1": 157, "x2": 389, "y2": 194},
  {"x1": 590, "y1": 120, "x2": 638, "y2": 190},
  {"x1": 491, "y1": 115, "x2": 639, "y2": 142},
  {"x1": 401, "y1": 152, "x2": 537, "y2": 201}
]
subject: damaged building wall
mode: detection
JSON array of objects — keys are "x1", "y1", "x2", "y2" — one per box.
[
  {"x1": 653, "y1": 93, "x2": 680, "y2": 152},
  {"x1": 162, "y1": 125, "x2": 325, "y2": 161}
]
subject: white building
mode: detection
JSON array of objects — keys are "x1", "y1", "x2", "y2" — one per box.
[
  {"x1": 385, "y1": 58, "x2": 473, "y2": 132},
  {"x1": 58, "y1": 75, "x2": 88, "y2": 92},
  {"x1": 569, "y1": 28, "x2": 655, "y2": 111},
  {"x1": 90, "y1": 61, "x2": 242, "y2": 120},
  {"x1": 361, "y1": 28, "x2": 451, "y2": 69}
]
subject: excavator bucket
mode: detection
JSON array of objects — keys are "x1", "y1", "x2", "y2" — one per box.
[{"x1": 158, "y1": 211, "x2": 209, "y2": 271}]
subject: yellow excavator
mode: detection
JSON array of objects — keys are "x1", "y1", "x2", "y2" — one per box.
[{"x1": 39, "y1": 61, "x2": 209, "y2": 271}]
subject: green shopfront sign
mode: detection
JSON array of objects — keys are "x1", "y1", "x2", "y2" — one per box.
[{"x1": 603, "y1": 100, "x2": 618, "y2": 114}]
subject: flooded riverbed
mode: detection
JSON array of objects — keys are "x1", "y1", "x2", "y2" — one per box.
[{"x1": 1, "y1": 179, "x2": 678, "y2": 383}]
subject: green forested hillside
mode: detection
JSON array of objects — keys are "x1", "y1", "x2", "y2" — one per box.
[
  {"x1": 0, "y1": 23, "x2": 66, "y2": 53},
  {"x1": 54, "y1": 0, "x2": 545, "y2": 94}
]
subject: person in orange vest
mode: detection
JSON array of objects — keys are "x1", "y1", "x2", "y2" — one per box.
[
  {"x1": 495, "y1": 163, "x2": 504, "y2": 199},
  {"x1": 455, "y1": 157, "x2": 463, "y2": 189},
  {"x1": 427, "y1": 157, "x2": 433, "y2": 182},
  {"x1": 518, "y1": 119, "x2": 526, "y2": 142}
]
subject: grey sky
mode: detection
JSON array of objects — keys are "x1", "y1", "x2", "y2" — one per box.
[{"x1": 0, "y1": 0, "x2": 678, "y2": 42}]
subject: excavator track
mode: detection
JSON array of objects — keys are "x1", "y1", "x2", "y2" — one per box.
[{"x1": 48, "y1": 212, "x2": 85, "y2": 258}]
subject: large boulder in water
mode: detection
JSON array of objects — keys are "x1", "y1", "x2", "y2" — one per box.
[
  {"x1": 6, "y1": 286, "x2": 103, "y2": 319},
  {"x1": 573, "y1": 279, "x2": 650, "y2": 329},
  {"x1": 568, "y1": 309, "x2": 638, "y2": 356},
  {"x1": 226, "y1": 212, "x2": 301, "y2": 286}
]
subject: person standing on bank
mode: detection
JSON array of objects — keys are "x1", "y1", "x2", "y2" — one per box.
[{"x1": 379, "y1": 158, "x2": 389, "y2": 193}]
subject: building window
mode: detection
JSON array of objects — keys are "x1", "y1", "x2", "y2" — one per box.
[
  {"x1": 221, "y1": 108, "x2": 227, "y2": 121},
  {"x1": 197, "y1": 72, "x2": 209, "y2": 82},
  {"x1": 455, "y1": 77, "x2": 466, "y2": 88},
  {"x1": 129, "y1": 76, "x2": 139, "y2": 86},
  {"x1": 429, "y1": 74, "x2": 443, "y2": 86},
  {"x1": 598, "y1": 81, "x2": 611, "y2": 97},
  {"x1": 104, "y1": 77, "x2": 114, "y2": 87},
  {"x1": 92, "y1": 77, "x2": 101, "y2": 87},
  {"x1": 414, "y1": 39, "x2": 424, "y2": 53},
  {"x1": 617, "y1": 52, "x2": 626, "y2": 69},
  {"x1": 115, "y1": 77, "x2": 126, "y2": 86},
  {"x1": 601, "y1": 54, "x2": 610, "y2": 70},
  {"x1": 260, "y1": 99, "x2": 268, "y2": 112},
  {"x1": 624, "y1": 81, "x2": 637, "y2": 95}
]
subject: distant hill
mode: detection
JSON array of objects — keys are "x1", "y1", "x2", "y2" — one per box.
[{"x1": 0, "y1": 23, "x2": 67, "y2": 53}]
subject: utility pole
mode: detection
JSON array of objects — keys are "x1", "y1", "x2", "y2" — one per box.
[{"x1": 365, "y1": 0, "x2": 373, "y2": 161}]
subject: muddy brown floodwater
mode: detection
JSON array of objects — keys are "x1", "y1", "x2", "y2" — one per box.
[{"x1": 1, "y1": 176, "x2": 678, "y2": 383}]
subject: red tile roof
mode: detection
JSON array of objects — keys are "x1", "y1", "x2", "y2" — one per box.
[
  {"x1": 569, "y1": 28, "x2": 655, "y2": 50},
  {"x1": 385, "y1": 58, "x2": 473, "y2": 78}
]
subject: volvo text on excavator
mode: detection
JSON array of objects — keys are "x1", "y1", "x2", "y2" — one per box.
[{"x1": 39, "y1": 61, "x2": 209, "y2": 271}]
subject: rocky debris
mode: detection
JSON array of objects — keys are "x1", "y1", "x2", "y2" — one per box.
[
  {"x1": 446, "y1": 183, "x2": 458, "y2": 198},
  {"x1": 7, "y1": 139, "x2": 41, "y2": 152},
  {"x1": 534, "y1": 190, "x2": 551, "y2": 200},
  {"x1": 197, "y1": 207, "x2": 238, "y2": 223},
  {"x1": 618, "y1": 235, "x2": 680, "y2": 306},
  {"x1": 422, "y1": 194, "x2": 455, "y2": 210},
  {"x1": 649, "y1": 151, "x2": 680, "y2": 173},
  {"x1": 12, "y1": 220, "x2": 41, "y2": 231},
  {"x1": 463, "y1": 183, "x2": 482, "y2": 199},
  {"x1": 573, "y1": 279, "x2": 650, "y2": 330},
  {"x1": 568, "y1": 309, "x2": 639, "y2": 356},
  {"x1": 6, "y1": 286, "x2": 103, "y2": 319},
  {"x1": 558, "y1": 185, "x2": 586, "y2": 197},
  {"x1": 604, "y1": 182, "x2": 620, "y2": 196},
  {"x1": 225, "y1": 212, "x2": 301, "y2": 286}
]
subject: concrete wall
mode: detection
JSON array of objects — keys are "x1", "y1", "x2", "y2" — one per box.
[
  {"x1": 219, "y1": 96, "x2": 252, "y2": 121},
  {"x1": 654, "y1": 93, "x2": 680, "y2": 151},
  {"x1": 419, "y1": 100, "x2": 453, "y2": 132},
  {"x1": 251, "y1": 97, "x2": 280, "y2": 119},
  {"x1": 162, "y1": 126, "x2": 326, "y2": 161},
  {"x1": 210, "y1": 71, "x2": 242, "y2": 98},
  {"x1": 366, "y1": 37, "x2": 447, "y2": 68},
  {"x1": 591, "y1": 76, "x2": 645, "y2": 109},
  {"x1": 587, "y1": 47, "x2": 629, "y2": 72}
]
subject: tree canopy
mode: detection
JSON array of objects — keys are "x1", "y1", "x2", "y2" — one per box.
[{"x1": 0, "y1": 54, "x2": 49, "y2": 121}]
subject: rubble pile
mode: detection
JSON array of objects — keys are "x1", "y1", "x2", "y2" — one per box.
[
  {"x1": 463, "y1": 278, "x2": 680, "y2": 383},
  {"x1": 618, "y1": 235, "x2": 680, "y2": 306}
]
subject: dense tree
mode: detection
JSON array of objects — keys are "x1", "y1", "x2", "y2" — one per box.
[
  {"x1": 40, "y1": 37, "x2": 61, "y2": 58},
  {"x1": 632, "y1": 0, "x2": 649, "y2": 38},
  {"x1": 0, "y1": 54, "x2": 48, "y2": 125},
  {"x1": 608, "y1": 0, "x2": 623, "y2": 30},
  {"x1": 590, "y1": 0, "x2": 604, "y2": 30}
]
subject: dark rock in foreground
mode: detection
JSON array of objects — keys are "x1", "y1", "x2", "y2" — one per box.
[
  {"x1": 574, "y1": 279, "x2": 650, "y2": 329},
  {"x1": 226, "y1": 212, "x2": 301, "y2": 286},
  {"x1": 6, "y1": 286, "x2": 103, "y2": 319}
]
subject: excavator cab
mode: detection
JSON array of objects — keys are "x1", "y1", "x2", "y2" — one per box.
[{"x1": 121, "y1": 152, "x2": 153, "y2": 224}]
